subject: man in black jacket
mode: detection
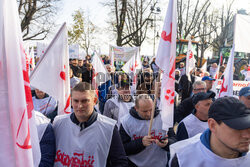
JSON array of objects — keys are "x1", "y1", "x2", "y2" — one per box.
[
  {"x1": 175, "y1": 81, "x2": 207, "y2": 123},
  {"x1": 120, "y1": 94, "x2": 176, "y2": 167}
]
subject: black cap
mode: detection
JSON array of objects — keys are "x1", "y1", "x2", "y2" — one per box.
[
  {"x1": 208, "y1": 96, "x2": 250, "y2": 130},
  {"x1": 192, "y1": 92, "x2": 215, "y2": 106}
]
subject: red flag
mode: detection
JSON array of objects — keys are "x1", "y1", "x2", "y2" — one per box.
[
  {"x1": 155, "y1": 0, "x2": 177, "y2": 130},
  {"x1": 0, "y1": 0, "x2": 40, "y2": 166}
]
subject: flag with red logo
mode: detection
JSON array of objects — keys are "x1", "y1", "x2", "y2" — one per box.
[
  {"x1": 30, "y1": 23, "x2": 71, "y2": 115},
  {"x1": 185, "y1": 39, "x2": 196, "y2": 81},
  {"x1": 92, "y1": 53, "x2": 111, "y2": 88},
  {"x1": 155, "y1": 0, "x2": 177, "y2": 130},
  {"x1": 211, "y1": 52, "x2": 222, "y2": 93},
  {"x1": 0, "y1": 0, "x2": 41, "y2": 166},
  {"x1": 122, "y1": 49, "x2": 142, "y2": 89},
  {"x1": 218, "y1": 45, "x2": 235, "y2": 97}
]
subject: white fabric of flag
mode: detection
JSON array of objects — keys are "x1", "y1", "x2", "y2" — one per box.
[
  {"x1": 211, "y1": 52, "x2": 222, "y2": 93},
  {"x1": 0, "y1": 0, "x2": 41, "y2": 166},
  {"x1": 36, "y1": 42, "x2": 48, "y2": 58},
  {"x1": 155, "y1": 0, "x2": 177, "y2": 131},
  {"x1": 219, "y1": 45, "x2": 235, "y2": 97},
  {"x1": 92, "y1": 53, "x2": 111, "y2": 87},
  {"x1": 185, "y1": 39, "x2": 196, "y2": 81},
  {"x1": 30, "y1": 23, "x2": 71, "y2": 115},
  {"x1": 234, "y1": 14, "x2": 250, "y2": 53}
]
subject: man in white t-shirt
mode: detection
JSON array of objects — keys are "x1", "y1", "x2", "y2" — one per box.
[
  {"x1": 53, "y1": 82, "x2": 128, "y2": 167},
  {"x1": 171, "y1": 97, "x2": 250, "y2": 167}
]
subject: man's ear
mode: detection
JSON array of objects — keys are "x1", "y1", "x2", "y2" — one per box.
[{"x1": 208, "y1": 118, "x2": 217, "y2": 133}]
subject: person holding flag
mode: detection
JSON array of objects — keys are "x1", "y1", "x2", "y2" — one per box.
[{"x1": 120, "y1": 94, "x2": 176, "y2": 167}]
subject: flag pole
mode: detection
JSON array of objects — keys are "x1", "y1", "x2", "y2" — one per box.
[
  {"x1": 29, "y1": 22, "x2": 66, "y2": 80},
  {"x1": 148, "y1": 74, "x2": 160, "y2": 136}
]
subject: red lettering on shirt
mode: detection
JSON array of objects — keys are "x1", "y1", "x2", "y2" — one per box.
[{"x1": 55, "y1": 150, "x2": 95, "y2": 167}]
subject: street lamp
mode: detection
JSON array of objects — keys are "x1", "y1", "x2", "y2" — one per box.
[{"x1": 150, "y1": 5, "x2": 161, "y2": 57}]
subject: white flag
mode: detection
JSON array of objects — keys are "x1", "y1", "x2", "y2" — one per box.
[
  {"x1": 219, "y1": 45, "x2": 235, "y2": 97},
  {"x1": 185, "y1": 39, "x2": 196, "y2": 80},
  {"x1": 234, "y1": 14, "x2": 250, "y2": 53},
  {"x1": 92, "y1": 53, "x2": 110, "y2": 87},
  {"x1": 30, "y1": 23, "x2": 71, "y2": 115},
  {"x1": 36, "y1": 42, "x2": 48, "y2": 58},
  {"x1": 211, "y1": 52, "x2": 222, "y2": 93},
  {"x1": 0, "y1": 0, "x2": 41, "y2": 166},
  {"x1": 29, "y1": 47, "x2": 36, "y2": 71},
  {"x1": 155, "y1": 0, "x2": 177, "y2": 130},
  {"x1": 122, "y1": 49, "x2": 142, "y2": 89}
]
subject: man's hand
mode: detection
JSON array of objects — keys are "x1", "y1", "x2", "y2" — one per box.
[
  {"x1": 142, "y1": 136, "x2": 155, "y2": 147},
  {"x1": 155, "y1": 136, "x2": 168, "y2": 148}
]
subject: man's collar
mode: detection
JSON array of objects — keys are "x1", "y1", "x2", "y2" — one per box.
[{"x1": 70, "y1": 110, "x2": 98, "y2": 130}]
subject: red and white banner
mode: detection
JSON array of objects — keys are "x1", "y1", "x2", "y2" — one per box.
[
  {"x1": 215, "y1": 80, "x2": 250, "y2": 97},
  {"x1": 185, "y1": 39, "x2": 196, "y2": 81},
  {"x1": 218, "y1": 45, "x2": 235, "y2": 97},
  {"x1": 155, "y1": 0, "x2": 177, "y2": 130},
  {"x1": 30, "y1": 23, "x2": 71, "y2": 115},
  {"x1": 0, "y1": 0, "x2": 40, "y2": 166}
]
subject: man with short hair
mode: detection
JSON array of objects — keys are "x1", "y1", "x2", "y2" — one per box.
[
  {"x1": 239, "y1": 86, "x2": 250, "y2": 109},
  {"x1": 176, "y1": 92, "x2": 215, "y2": 141},
  {"x1": 120, "y1": 94, "x2": 176, "y2": 167},
  {"x1": 104, "y1": 81, "x2": 134, "y2": 128},
  {"x1": 175, "y1": 81, "x2": 207, "y2": 123},
  {"x1": 171, "y1": 97, "x2": 250, "y2": 167},
  {"x1": 70, "y1": 58, "x2": 81, "y2": 78},
  {"x1": 53, "y1": 82, "x2": 128, "y2": 167},
  {"x1": 202, "y1": 76, "x2": 215, "y2": 93}
]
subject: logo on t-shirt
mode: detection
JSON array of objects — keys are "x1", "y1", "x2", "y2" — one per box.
[{"x1": 55, "y1": 150, "x2": 95, "y2": 167}]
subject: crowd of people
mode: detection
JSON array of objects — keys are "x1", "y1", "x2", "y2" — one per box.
[{"x1": 32, "y1": 55, "x2": 250, "y2": 167}]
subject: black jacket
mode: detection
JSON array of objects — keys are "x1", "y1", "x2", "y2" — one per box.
[
  {"x1": 119, "y1": 107, "x2": 176, "y2": 166},
  {"x1": 39, "y1": 124, "x2": 56, "y2": 167},
  {"x1": 175, "y1": 97, "x2": 194, "y2": 123},
  {"x1": 70, "y1": 112, "x2": 128, "y2": 167}
]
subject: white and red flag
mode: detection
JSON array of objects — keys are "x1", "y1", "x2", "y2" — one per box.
[
  {"x1": 30, "y1": 23, "x2": 71, "y2": 115},
  {"x1": 0, "y1": 0, "x2": 41, "y2": 166},
  {"x1": 122, "y1": 49, "x2": 142, "y2": 88},
  {"x1": 185, "y1": 39, "x2": 196, "y2": 81},
  {"x1": 155, "y1": 0, "x2": 177, "y2": 130},
  {"x1": 92, "y1": 53, "x2": 111, "y2": 88},
  {"x1": 211, "y1": 52, "x2": 222, "y2": 93},
  {"x1": 29, "y1": 47, "x2": 36, "y2": 72},
  {"x1": 218, "y1": 45, "x2": 235, "y2": 97}
]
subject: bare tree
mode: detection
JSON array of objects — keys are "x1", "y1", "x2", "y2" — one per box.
[
  {"x1": 17, "y1": 0, "x2": 60, "y2": 41},
  {"x1": 103, "y1": 0, "x2": 155, "y2": 46},
  {"x1": 177, "y1": 0, "x2": 211, "y2": 39},
  {"x1": 209, "y1": 0, "x2": 235, "y2": 52},
  {"x1": 68, "y1": 9, "x2": 98, "y2": 55}
]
